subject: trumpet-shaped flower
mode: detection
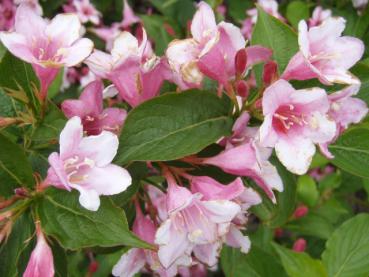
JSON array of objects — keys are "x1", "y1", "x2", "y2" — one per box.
[
  {"x1": 86, "y1": 30, "x2": 168, "y2": 107},
  {"x1": 23, "y1": 224, "x2": 54, "y2": 277},
  {"x1": 259, "y1": 79, "x2": 336, "y2": 175},
  {"x1": 45, "y1": 116, "x2": 131, "y2": 211},
  {"x1": 113, "y1": 204, "x2": 178, "y2": 277},
  {"x1": 154, "y1": 173, "x2": 240, "y2": 268},
  {"x1": 61, "y1": 80, "x2": 127, "y2": 135},
  {"x1": 282, "y1": 18, "x2": 364, "y2": 85},
  {"x1": 0, "y1": 4, "x2": 93, "y2": 99},
  {"x1": 166, "y1": 1, "x2": 246, "y2": 88}
]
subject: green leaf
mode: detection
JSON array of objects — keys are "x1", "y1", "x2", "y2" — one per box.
[
  {"x1": 116, "y1": 90, "x2": 232, "y2": 164},
  {"x1": 0, "y1": 52, "x2": 40, "y2": 114},
  {"x1": 0, "y1": 133, "x2": 35, "y2": 197},
  {"x1": 329, "y1": 125, "x2": 369, "y2": 178},
  {"x1": 48, "y1": 68, "x2": 64, "y2": 99},
  {"x1": 251, "y1": 158, "x2": 297, "y2": 228},
  {"x1": 272, "y1": 243, "x2": 328, "y2": 277},
  {"x1": 251, "y1": 6, "x2": 298, "y2": 73},
  {"x1": 228, "y1": 0, "x2": 254, "y2": 22},
  {"x1": 322, "y1": 214, "x2": 369, "y2": 277},
  {"x1": 0, "y1": 211, "x2": 35, "y2": 277},
  {"x1": 286, "y1": 1, "x2": 310, "y2": 29},
  {"x1": 286, "y1": 212, "x2": 334, "y2": 239},
  {"x1": 221, "y1": 245, "x2": 287, "y2": 277},
  {"x1": 31, "y1": 103, "x2": 66, "y2": 146},
  {"x1": 297, "y1": 175, "x2": 319, "y2": 207},
  {"x1": 35, "y1": 188, "x2": 151, "y2": 250}
]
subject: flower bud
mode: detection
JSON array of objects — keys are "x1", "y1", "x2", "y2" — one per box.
[
  {"x1": 88, "y1": 261, "x2": 99, "y2": 273},
  {"x1": 0, "y1": 117, "x2": 18, "y2": 127},
  {"x1": 274, "y1": 228, "x2": 283, "y2": 238},
  {"x1": 235, "y1": 48, "x2": 248, "y2": 76},
  {"x1": 263, "y1": 61, "x2": 278, "y2": 86},
  {"x1": 293, "y1": 238, "x2": 307, "y2": 252},
  {"x1": 293, "y1": 205, "x2": 309, "y2": 218},
  {"x1": 235, "y1": 80, "x2": 249, "y2": 98}
]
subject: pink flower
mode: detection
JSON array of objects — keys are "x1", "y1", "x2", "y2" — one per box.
[
  {"x1": 190, "y1": 176, "x2": 261, "y2": 254},
  {"x1": 282, "y1": 18, "x2": 364, "y2": 85},
  {"x1": 259, "y1": 79, "x2": 336, "y2": 175},
  {"x1": 112, "y1": 204, "x2": 179, "y2": 277},
  {"x1": 61, "y1": 80, "x2": 127, "y2": 135},
  {"x1": 45, "y1": 117, "x2": 132, "y2": 211},
  {"x1": 72, "y1": 0, "x2": 101, "y2": 25},
  {"x1": 247, "y1": 0, "x2": 284, "y2": 24},
  {"x1": 308, "y1": 6, "x2": 332, "y2": 27},
  {"x1": 86, "y1": 30, "x2": 169, "y2": 107},
  {"x1": 154, "y1": 173, "x2": 240, "y2": 268},
  {"x1": 23, "y1": 223, "x2": 54, "y2": 277},
  {"x1": 319, "y1": 84, "x2": 368, "y2": 158},
  {"x1": 166, "y1": 1, "x2": 246, "y2": 88},
  {"x1": 0, "y1": 4, "x2": 93, "y2": 99},
  {"x1": 0, "y1": 0, "x2": 16, "y2": 31}
]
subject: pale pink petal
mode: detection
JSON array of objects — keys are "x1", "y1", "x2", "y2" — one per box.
[
  {"x1": 111, "y1": 31, "x2": 138, "y2": 62},
  {"x1": 99, "y1": 107, "x2": 127, "y2": 133},
  {"x1": 59, "y1": 116, "x2": 83, "y2": 158},
  {"x1": 0, "y1": 32, "x2": 36, "y2": 63},
  {"x1": 191, "y1": 1, "x2": 217, "y2": 42},
  {"x1": 61, "y1": 99, "x2": 88, "y2": 118},
  {"x1": 259, "y1": 115, "x2": 279, "y2": 147},
  {"x1": 85, "y1": 50, "x2": 114, "y2": 78},
  {"x1": 79, "y1": 80, "x2": 104, "y2": 115},
  {"x1": 121, "y1": 0, "x2": 141, "y2": 28},
  {"x1": 201, "y1": 200, "x2": 241, "y2": 223},
  {"x1": 78, "y1": 131, "x2": 118, "y2": 167},
  {"x1": 305, "y1": 112, "x2": 336, "y2": 143},
  {"x1": 71, "y1": 185, "x2": 100, "y2": 211},
  {"x1": 262, "y1": 79, "x2": 295, "y2": 114},
  {"x1": 193, "y1": 242, "x2": 221, "y2": 267},
  {"x1": 47, "y1": 152, "x2": 70, "y2": 190},
  {"x1": 112, "y1": 249, "x2": 146, "y2": 277},
  {"x1": 84, "y1": 165, "x2": 131, "y2": 196},
  {"x1": 225, "y1": 225, "x2": 251, "y2": 253},
  {"x1": 59, "y1": 38, "x2": 94, "y2": 67},
  {"x1": 275, "y1": 137, "x2": 316, "y2": 175},
  {"x1": 14, "y1": 3, "x2": 46, "y2": 39},
  {"x1": 45, "y1": 13, "x2": 81, "y2": 46}
]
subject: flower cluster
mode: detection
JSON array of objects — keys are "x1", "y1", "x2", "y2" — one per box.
[{"x1": 0, "y1": 0, "x2": 368, "y2": 276}]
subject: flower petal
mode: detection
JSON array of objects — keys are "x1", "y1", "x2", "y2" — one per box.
[
  {"x1": 59, "y1": 38, "x2": 94, "y2": 67},
  {"x1": 60, "y1": 116, "x2": 83, "y2": 159},
  {"x1": 46, "y1": 13, "x2": 81, "y2": 46}
]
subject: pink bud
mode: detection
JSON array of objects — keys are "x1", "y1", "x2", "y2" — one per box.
[
  {"x1": 294, "y1": 205, "x2": 309, "y2": 218},
  {"x1": 0, "y1": 117, "x2": 17, "y2": 127},
  {"x1": 263, "y1": 61, "x2": 278, "y2": 86},
  {"x1": 164, "y1": 23, "x2": 175, "y2": 36},
  {"x1": 14, "y1": 187, "x2": 28, "y2": 197},
  {"x1": 235, "y1": 49, "x2": 248, "y2": 76},
  {"x1": 235, "y1": 80, "x2": 249, "y2": 98},
  {"x1": 24, "y1": 224, "x2": 54, "y2": 277},
  {"x1": 293, "y1": 238, "x2": 307, "y2": 252}
]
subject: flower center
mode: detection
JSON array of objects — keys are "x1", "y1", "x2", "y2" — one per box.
[
  {"x1": 273, "y1": 104, "x2": 307, "y2": 133},
  {"x1": 64, "y1": 155, "x2": 95, "y2": 184}
]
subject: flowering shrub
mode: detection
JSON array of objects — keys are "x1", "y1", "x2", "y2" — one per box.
[{"x1": 1, "y1": 0, "x2": 369, "y2": 276}]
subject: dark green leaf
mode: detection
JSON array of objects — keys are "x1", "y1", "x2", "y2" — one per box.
[
  {"x1": 0, "y1": 211, "x2": 35, "y2": 277},
  {"x1": 286, "y1": 1, "x2": 310, "y2": 29},
  {"x1": 297, "y1": 175, "x2": 319, "y2": 207},
  {"x1": 221, "y1": 245, "x2": 287, "y2": 277},
  {"x1": 251, "y1": 6, "x2": 298, "y2": 73},
  {"x1": 329, "y1": 125, "x2": 369, "y2": 178},
  {"x1": 0, "y1": 52, "x2": 40, "y2": 114},
  {"x1": 35, "y1": 188, "x2": 151, "y2": 250},
  {"x1": 116, "y1": 90, "x2": 233, "y2": 164},
  {"x1": 0, "y1": 133, "x2": 35, "y2": 196},
  {"x1": 322, "y1": 213, "x2": 369, "y2": 277}
]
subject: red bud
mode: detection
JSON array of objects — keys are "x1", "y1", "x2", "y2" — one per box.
[
  {"x1": 235, "y1": 48, "x2": 248, "y2": 76},
  {"x1": 263, "y1": 61, "x2": 278, "y2": 86},
  {"x1": 294, "y1": 205, "x2": 309, "y2": 218},
  {"x1": 235, "y1": 80, "x2": 249, "y2": 98},
  {"x1": 88, "y1": 261, "x2": 99, "y2": 273},
  {"x1": 274, "y1": 228, "x2": 283, "y2": 238},
  {"x1": 293, "y1": 238, "x2": 307, "y2": 252}
]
